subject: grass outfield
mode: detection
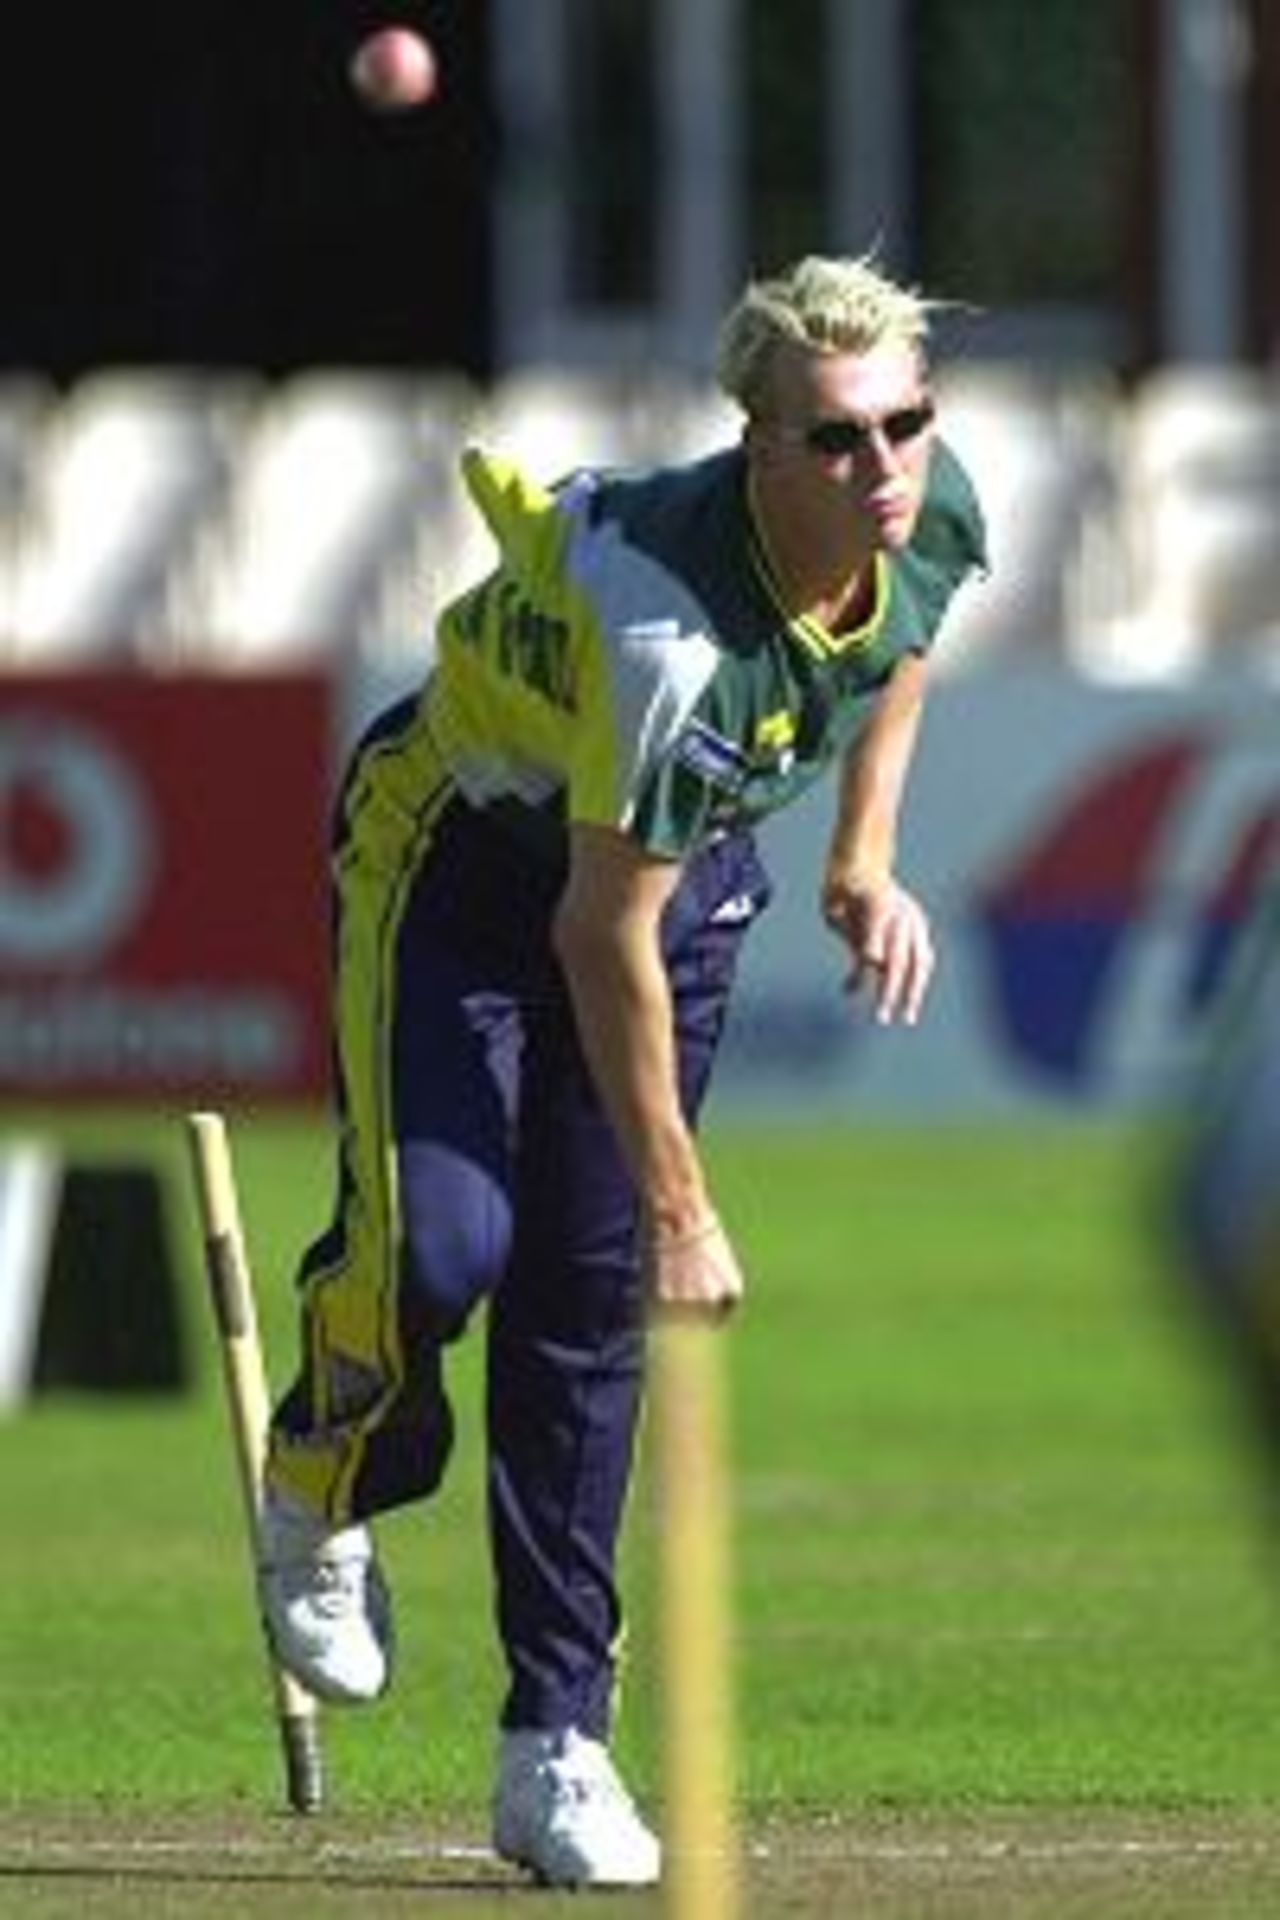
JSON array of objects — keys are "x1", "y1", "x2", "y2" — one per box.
[{"x1": 4, "y1": 1109, "x2": 1280, "y2": 1868}]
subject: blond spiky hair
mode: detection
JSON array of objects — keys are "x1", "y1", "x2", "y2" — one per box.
[{"x1": 715, "y1": 253, "x2": 935, "y2": 415}]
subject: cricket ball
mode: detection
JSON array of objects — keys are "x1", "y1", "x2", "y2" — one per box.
[{"x1": 350, "y1": 26, "x2": 438, "y2": 113}]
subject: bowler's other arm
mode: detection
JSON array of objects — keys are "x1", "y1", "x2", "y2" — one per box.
[
  {"x1": 552, "y1": 824, "x2": 745, "y2": 1313},
  {"x1": 821, "y1": 651, "x2": 935, "y2": 1026}
]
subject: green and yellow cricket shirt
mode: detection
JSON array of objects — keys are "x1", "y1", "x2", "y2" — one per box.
[
  {"x1": 270, "y1": 437, "x2": 985, "y2": 1523},
  {"x1": 415, "y1": 438, "x2": 987, "y2": 860}
]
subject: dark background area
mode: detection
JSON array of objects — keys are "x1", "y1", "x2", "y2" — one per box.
[{"x1": 0, "y1": 2, "x2": 496, "y2": 380}]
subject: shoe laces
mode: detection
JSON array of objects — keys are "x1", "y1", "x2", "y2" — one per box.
[
  {"x1": 306, "y1": 1551, "x2": 368, "y2": 1620},
  {"x1": 544, "y1": 1736, "x2": 633, "y2": 1814},
  {"x1": 266, "y1": 1516, "x2": 372, "y2": 1619}
]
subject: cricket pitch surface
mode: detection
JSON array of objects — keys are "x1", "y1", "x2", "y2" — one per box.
[{"x1": 3, "y1": 1808, "x2": 1280, "y2": 1917}]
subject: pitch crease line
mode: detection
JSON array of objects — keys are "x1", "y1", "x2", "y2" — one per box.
[{"x1": 4, "y1": 1832, "x2": 1280, "y2": 1869}]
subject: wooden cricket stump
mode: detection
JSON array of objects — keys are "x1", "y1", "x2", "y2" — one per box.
[
  {"x1": 650, "y1": 1313, "x2": 741, "y2": 1919},
  {"x1": 186, "y1": 1110, "x2": 324, "y2": 1815}
]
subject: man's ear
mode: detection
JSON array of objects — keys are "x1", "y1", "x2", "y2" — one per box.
[{"x1": 742, "y1": 419, "x2": 777, "y2": 465}]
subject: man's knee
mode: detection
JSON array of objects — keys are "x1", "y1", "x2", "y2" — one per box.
[{"x1": 400, "y1": 1142, "x2": 514, "y2": 1328}]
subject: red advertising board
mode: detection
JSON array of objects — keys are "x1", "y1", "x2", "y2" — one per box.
[{"x1": 0, "y1": 673, "x2": 334, "y2": 1102}]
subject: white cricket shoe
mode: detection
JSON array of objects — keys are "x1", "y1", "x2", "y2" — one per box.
[
  {"x1": 493, "y1": 1727, "x2": 661, "y2": 1888},
  {"x1": 257, "y1": 1484, "x2": 393, "y2": 1705}
]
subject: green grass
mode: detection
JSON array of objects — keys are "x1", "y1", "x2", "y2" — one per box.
[{"x1": 3, "y1": 1107, "x2": 1280, "y2": 1819}]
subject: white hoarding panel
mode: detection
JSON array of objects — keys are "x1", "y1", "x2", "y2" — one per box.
[{"x1": 717, "y1": 670, "x2": 1278, "y2": 1117}]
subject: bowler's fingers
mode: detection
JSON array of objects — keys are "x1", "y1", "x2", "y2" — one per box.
[{"x1": 849, "y1": 892, "x2": 935, "y2": 1025}]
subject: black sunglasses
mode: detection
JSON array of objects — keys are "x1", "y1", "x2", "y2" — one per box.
[{"x1": 802, "y1": 400, "x2": 936, "y2": 459}]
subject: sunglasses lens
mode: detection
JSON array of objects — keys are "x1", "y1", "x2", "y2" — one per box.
[
  {"x1": 805, "y1": 402, "x2": 934, "y2": 456},
  {"x1": 884, "y1": 403, "x2": 934, "y2": 444},
  {"x1": 807, "y1": 422, "x2": 862, "y2": 456}
]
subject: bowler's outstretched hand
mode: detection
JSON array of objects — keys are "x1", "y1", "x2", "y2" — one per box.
[{"x1": 824, "y1": 875, "x2": 935, "y2": 1026}]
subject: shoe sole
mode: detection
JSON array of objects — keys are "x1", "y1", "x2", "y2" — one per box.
[{"x1": 494, "y1": 1838, "x2": 658, "y2": 1889}]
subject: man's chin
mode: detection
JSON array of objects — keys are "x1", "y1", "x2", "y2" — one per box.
[{"x1": 872, "y1": 509, "x2": 917, "y2": 550}]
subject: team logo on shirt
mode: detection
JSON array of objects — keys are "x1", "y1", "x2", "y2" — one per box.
[{"x1": 755, "y1": 710, "x2": 797, "y2": 776}]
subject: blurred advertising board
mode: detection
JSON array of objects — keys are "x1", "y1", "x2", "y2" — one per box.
[
  {"x1": 716, "y1": 668, "x2": 1278, "y2": 1118},
  {"x1": 0, "y1": 673, "x2": 333, "y2": 1103}
]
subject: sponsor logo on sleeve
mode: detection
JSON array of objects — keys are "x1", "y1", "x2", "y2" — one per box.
[{"x1": 675, "y1": 720, "x2": 751, "y2": 793}]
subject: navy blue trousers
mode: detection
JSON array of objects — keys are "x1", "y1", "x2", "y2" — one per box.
[{"x1": 280, "y1": 788, "x2": 770, "y2": 1738}]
